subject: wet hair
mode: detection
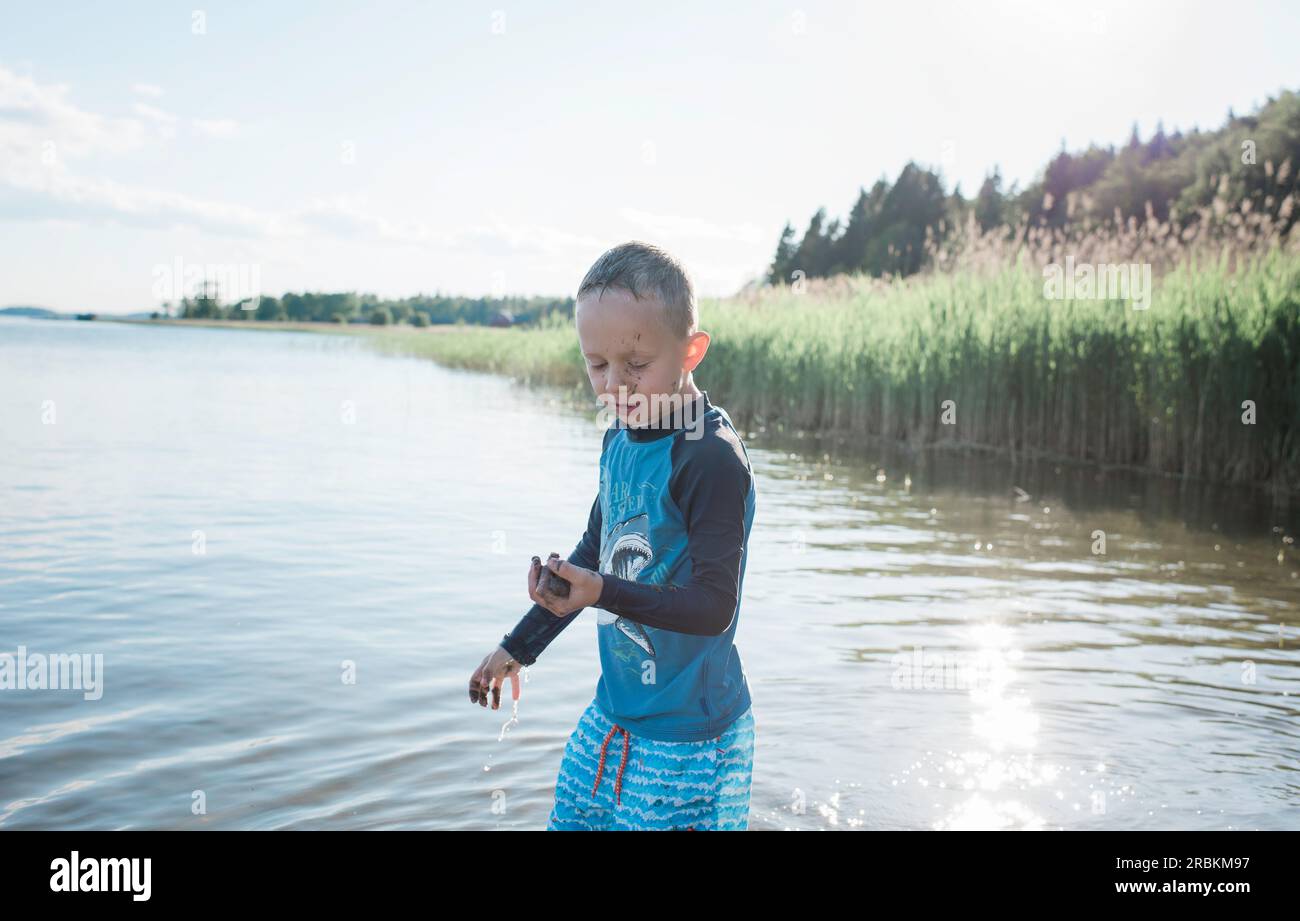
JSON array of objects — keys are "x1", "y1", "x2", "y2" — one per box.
[{"x1": 576, "y1": 241, "x2": 697, "y2": 340}]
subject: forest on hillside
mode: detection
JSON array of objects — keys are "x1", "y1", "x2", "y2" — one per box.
[{"x1": 767, "y1": 90, "x2": 1300, "y2": 284}]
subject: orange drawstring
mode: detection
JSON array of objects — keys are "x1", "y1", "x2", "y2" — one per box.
[{"x1": 593, "y1": 722, "x2": 632, "y2": 806}]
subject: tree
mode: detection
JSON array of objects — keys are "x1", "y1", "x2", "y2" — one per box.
[
  {"x1": 826, "y1": 187, "x2": 875, "y2": 276},
  {"x1": 768, "y1": 221, "x2": 799, "y2": 284},
  {"x1": 255, "y1": 296, "x2": 283, "y2": 321},
  {"x1": 974, "y1": 168, "x2": 1005, "y2": 232},
  {"x1": 791, "y1": 207, "x2": 831, "y2": 278}
]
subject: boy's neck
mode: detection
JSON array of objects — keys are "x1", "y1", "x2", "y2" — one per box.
[{"x1": 623, "y1": 390, "x2": 711, "y2": 442}]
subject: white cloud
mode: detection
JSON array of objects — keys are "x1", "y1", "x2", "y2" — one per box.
[
  {"x1": 289, "y1": 201, "x2": 603, "y2": 257},
  {"x1": 0, "y1": 66, "x2": 146, "y2": 159},
  {"x1": 0, "y1": 168, "x2": 291, "y2": 236},
  {"x1": 132, "y1": 102, "x2": 176, "y2": 124},
  {"x1": 0, "y1": 66, "x2": 601, "y2": 260},
  {"x1": 454, "y1": 217, "x2": 606, "y2": 256},
  {"x1": 619, "y1": 207, "x2": 765, "y2": 244},
  {"x1": 131, "y1": 82, "x2": 164, "y2": 98},
  {"x1": 692, "y1": 262, "x2": 768, "y2": 298},
  {"x1": 132, "y1": 101, "x2": 179, "y2": 139},
  {"x1": 294, "y1": 197, "x2": 439, "y2": 245},
  {"x1": 191, "y1": 117, "x2": 238, "y2": 138}
]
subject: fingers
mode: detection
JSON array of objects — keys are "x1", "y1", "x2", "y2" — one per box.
[
  {"x1": 527, "y1": 555, "x2": 542, "y2": 602},
  {"x1": 472, "y1": 650, "x2": 527, "y2": 710},
  {"x1": 527, "y1": 550, "x2": 572, "y2": 615},
  {"x1": 478, "y1": 654, "x2": 493, "y2": 708},
  {"x1": 545, "y1": 551, "x2": 575, "y2": 598},
  {"x1": 469, "y1": 656, "x2": 487, "y2": 704},
  {"x1": 529, "y1": 554, "x2": 563, "y2": 611},
  {"x1": 471, "y1": 658, "x2": 522, "y2": 709}
]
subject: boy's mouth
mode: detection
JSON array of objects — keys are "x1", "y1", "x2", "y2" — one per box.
[{"x1": 614, "y1": 397, "x2": 648, "y2": 421}]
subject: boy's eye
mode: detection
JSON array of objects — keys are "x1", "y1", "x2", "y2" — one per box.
[
  {"x1": 628, "y1": 362, "x2": 649, "y2": 371},
  {"x1": 589, "y1": 361, "x2": 607, "y2": 371}
]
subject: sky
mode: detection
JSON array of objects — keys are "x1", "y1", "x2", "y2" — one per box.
[{"x1": 1, "y1": 0, "x2": 1298, "y2": 314}]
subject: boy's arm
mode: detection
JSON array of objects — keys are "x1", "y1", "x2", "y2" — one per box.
[
  {"x1": 498, "y1": 493, "x2": 602, "y2": 666},
  {"x1": 498, "y1": 425, "x2": 617, "y2": 667},
  {"x1": 595, "y1": 433, "x2": 750, "y2": 637}
]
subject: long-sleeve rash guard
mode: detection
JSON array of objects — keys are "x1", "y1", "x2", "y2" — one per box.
[{"x1": 499, "y1": 389, "x2": 756, "y2": 742}]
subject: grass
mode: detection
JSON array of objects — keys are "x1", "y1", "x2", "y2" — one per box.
[
  {"x1": 141, "y1": 197, "x2": 1300, "y2": 492},
  {"x1": 365, "y1": 310, "x2": 582, "y2": 388},
  {"x1": 712, "y1": 247, "x2": 1298, "y2": 488},
  {"x1": 364, "y1": 242, "x2": 1300, "y2": 492}
]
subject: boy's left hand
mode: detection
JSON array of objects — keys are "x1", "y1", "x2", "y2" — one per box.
[{"x1": 529, "y1": 554, "x2": 603, "y2": 616}]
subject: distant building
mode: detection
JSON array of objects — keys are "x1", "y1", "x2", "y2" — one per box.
[{"x1": 490, "y1": 310, "x2": 514, "y2": 328}]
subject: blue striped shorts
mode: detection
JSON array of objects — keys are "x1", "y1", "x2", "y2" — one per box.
[{"x1": 546, "y1": 698, "x2": 756, "y2": 831}]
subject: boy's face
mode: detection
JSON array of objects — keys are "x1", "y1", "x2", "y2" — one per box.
[{"x1": 575, "y1": 287, "x2": 706, "y2": 426}]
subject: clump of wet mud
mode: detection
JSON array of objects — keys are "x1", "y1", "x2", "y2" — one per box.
[{"x1": 534, "y1": 552, "x2": 572, "y2": 598}]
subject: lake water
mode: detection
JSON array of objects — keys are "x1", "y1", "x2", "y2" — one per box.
[{"x1": 1, "y1": 317, "x2": 1297, "y2": 830}]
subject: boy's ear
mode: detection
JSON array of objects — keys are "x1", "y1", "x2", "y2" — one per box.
[{"x1": 682, "y1": 331, "x2": 710, "y2": 372}]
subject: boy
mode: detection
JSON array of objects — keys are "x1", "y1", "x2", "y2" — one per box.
[{"x1": 469, "y1": 241, "x2": 757, "y2": 831}]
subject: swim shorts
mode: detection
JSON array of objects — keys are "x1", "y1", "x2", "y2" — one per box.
[{"x1": 545, "y1": 697, "x2": 755, "y2": 830}]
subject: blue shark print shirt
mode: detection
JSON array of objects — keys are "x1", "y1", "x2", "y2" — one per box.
[{"x1": 500, "y1": 390, "x2": 755, "y2": 742}]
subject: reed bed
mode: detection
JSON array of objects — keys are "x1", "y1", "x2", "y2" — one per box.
[{"x1": 369, "y1": 223, "x2": 1300, "y2": 491}]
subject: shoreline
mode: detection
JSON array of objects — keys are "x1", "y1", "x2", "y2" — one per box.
[
  {"x1": 48, "y1": 280, "x2": 1300, "y2": 499},
  {"x1": 101, "y1": 317, "x2": 476, "y2": 334}
]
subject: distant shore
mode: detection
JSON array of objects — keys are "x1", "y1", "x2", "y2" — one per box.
[
  {"x1": 56, "y1": 265, "x2": 1300, "y2": 495},
  {"x1": 103, "y1": 317, "x2": 474, "y2": 334}
]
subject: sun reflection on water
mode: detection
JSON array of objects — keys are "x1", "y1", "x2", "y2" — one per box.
[{"x1": 932, "y1": 622, "x2": 1054, "y2": 830}]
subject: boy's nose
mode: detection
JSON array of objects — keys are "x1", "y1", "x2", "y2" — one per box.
[{"x1": 603, "y1": 372, "x2": 629, "y2": 398}]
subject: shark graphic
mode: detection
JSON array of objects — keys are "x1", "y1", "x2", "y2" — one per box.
[{"x1": 598, "y1": 512, "x2": 657, "y2": 658}]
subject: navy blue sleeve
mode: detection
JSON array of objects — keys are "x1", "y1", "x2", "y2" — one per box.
[
  {"x1": 498, "y1": 493, "x2": 601, "y2": 666},
  {"x1": 593, "y1": 428, "x2": 750, "y2": 637}
]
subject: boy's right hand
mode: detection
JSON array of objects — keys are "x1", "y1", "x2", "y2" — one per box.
[{"x1": 469, "y1": 645, "x2": 522, "y2": 709}]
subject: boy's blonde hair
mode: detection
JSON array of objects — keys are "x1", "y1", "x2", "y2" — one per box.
[{"x1": 576, "y1": 241, "x2": 697, "y2": 341}]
